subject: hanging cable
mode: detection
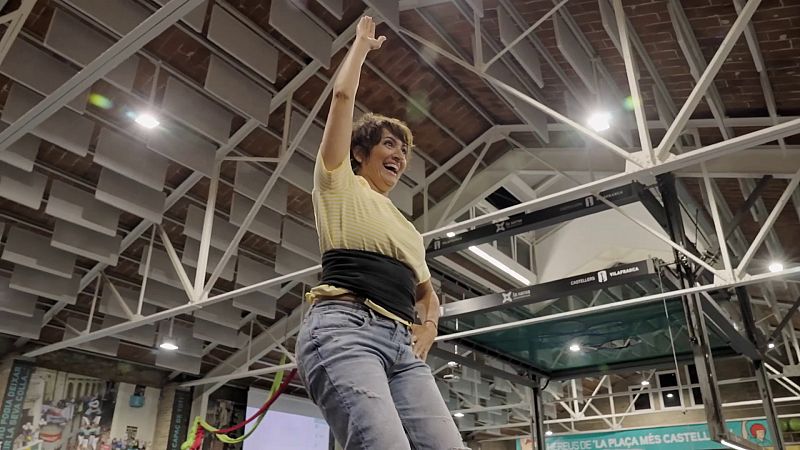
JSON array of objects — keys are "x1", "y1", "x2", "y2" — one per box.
[
  {"x1": 181, "y1": 354, "x2": 297, "y2": 450},
  {"x1": 657, "y1": 269, "x2": 687, "y2": 414}
]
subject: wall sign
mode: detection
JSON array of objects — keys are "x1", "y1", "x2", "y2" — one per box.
[
  {"x1": 428, "y1": 183, "x2": 641, "y2": 257},
  {"x1": 0, "y1": 361, "x2": 34, "y2": 450},
  {"x1": 517, "y1": 419, "x2": 780, "y2": 450},
  {"x1": 441, "y1": 260, "x2": 655, "y2": 319},
  {"x1": 167, "y1": 389, "x2": 193, "y2": 450}
]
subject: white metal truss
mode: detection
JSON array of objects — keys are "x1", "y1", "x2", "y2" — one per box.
[{"x1": 2, "y1": 0, "x2": 798, "y2": 441}]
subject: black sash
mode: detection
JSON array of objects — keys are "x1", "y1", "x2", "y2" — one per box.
[{"x1": 320, "y1": 249, "x2": 417, "y2": 323}]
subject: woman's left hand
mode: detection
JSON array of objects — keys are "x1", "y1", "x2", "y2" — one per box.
[{"x1": 411, "y1": 322, "x2": 437, "y2": 360}]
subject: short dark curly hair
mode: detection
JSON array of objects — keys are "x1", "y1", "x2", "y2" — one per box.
[{"x1": 350, "y1": 113, "x2": 414, "y2": 174}]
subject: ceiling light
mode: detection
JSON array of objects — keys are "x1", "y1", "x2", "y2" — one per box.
[
  {"x1": 569, "y1": 344, "x2": 581, "y2": 352},
  {"x1": 666, "y1": 393, "x2": 674, "y2": 398},
  {"x1": 587, "y1": 111, "x2": 612, "y2": 132},
  {"x1": 135, "y1": 112, "x2": 161, "y2": 129},
  {"x1": 641, "y1": 380, "x2": 650, "y2": 386},
  {"x1": 545, "y1": 430, "x2": 553, "y2": 436},
  {"x1": 769, "y1": 262, "x2": 784, "y2": 273},
  {"x1": 446, "y1": 232, "x2": 456, "y2": 237},
  {"x1": 768, "y1": 342, "x2": 776, "y2": 349},
  {"x1": 159, "y1": 340, "x2": 179, "y2": 351},
  {"x1": 159, "y1": 317, "x2": 178, "y2": 351},
  {"x1": 453, "y1": 412, "x2": 465, "y2": 418},
  {"x1": 447, "y1": 361, "x2": 459, "y2": 368},
  {"x1": 468, "y1": 246, "x2": 530, "y2": 285},
  {"x1": 721, "y1": 439, "x2": 751, "y2": 450}
]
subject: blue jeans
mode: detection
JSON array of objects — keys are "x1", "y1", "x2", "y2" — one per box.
[{"x1": 296, "y1": 301, "x2": 469, "y2": 450}]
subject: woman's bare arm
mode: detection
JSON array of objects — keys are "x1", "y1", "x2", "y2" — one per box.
[{"x1": 318, "y1": 16, "x2": 385, "y2": 171}]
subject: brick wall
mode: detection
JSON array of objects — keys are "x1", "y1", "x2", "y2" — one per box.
[{"x1": 152, "y1": 385, "x2": 177, "y2": 450}]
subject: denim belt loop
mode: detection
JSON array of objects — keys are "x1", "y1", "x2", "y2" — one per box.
[{"x1": 366, "y1": 306, "x2": 377, "y2": 322}]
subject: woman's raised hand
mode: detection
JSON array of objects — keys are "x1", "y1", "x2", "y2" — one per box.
[{"x1": 356, "y1": 16, "x2": 386, "y2": 51}]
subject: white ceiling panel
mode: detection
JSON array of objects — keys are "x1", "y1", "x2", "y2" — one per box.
[
  {"x1": 102, "y1": 316, "x2": 156, "y2": 347},
  {"x1": 155, "y1": 350, "x2": 202, "y2": 375},
  {"x1": 46, "y1": 179, "x2": 120, "y2": 237},
  {"x1": 183, "y1": 204, "x2": 239, "y2": 254},
  {"x1": 237, "y1": 254, "x2": 281, "y2": 296},
  {"x1": 0, "y1": 277, "x2": 37, "y2": 317},
  {"x1": 100, "y1": 281, "x2": 157, "y2": 318},
  {"x1": 192, "y1": 317, "x2": 239, "y2": 347},
  {"x1": 157, "y1": 321, "x2": 204, "y2": 357},
  {"x1": 289, "y1": 110, "x2": 324, "y2": 160},
  {"x1": 147, "y1": 123, "x2": 216, "y2": 177},
  {"x1": 2, "y1": 226, "x2": 76, "y2": 278},
  {"x1": 194, "y1": 303, "x2": 242, "y2": 329},
  {"x1": 389, "y1": 181, "x2": 414, "y2": 216},
  {"x1": 152, "y1": 0, "x2": 208, "y2": 32},
  {"x1": 44, "y1": 9, "x2": 140, "y2": 92},
  {"x1": 65, "y1": 318, "x2": 120, "y2": 357},
  {"x1": 208, "y1": 5, "x2": 279, "y2": 83},
  {"x1": 274, "y1": 246, "x2": 318, "y2": 285},
  {"x1": 51, "y1": 219, "x2": 121, "y2": 266},
  {"x1": 95, "y1": 168, "x2": 165, "y2": 224},
  {"x1": 0, "y1": 309, "x2": 44, "y2": 340},
  {"x1": 554, "y1": 13, "x2": 595, "y2": 92},
  {"x1": 205, "y1": 55, "x2": 271, "y2": 125},
  {"x1": 362, "y1": 0, "x2": 399, "y2": 29},
  {"x1": 232, "y1": 291, "x2": 277, "y2": 319},
  {"x1": 0, "y1": 38, "x2": 88, "y2": 113},
  {"x1": 0, "y1": 163, "x2": 47, "y2": 210},
  {"x1": 281, "y1": 218, "x2": 320, "y2": 261},
  {"x1": 139, "y1": 248, "x2": 190, "y2": 290},
  {"x1": 0, "y1": 123, "x2": 39, "y2": 173},
  {"x1": 162, "y1": 76, "x2": 234, "y2": 143},
  {"x1": 269, "y1": 0, "x2": 332, "y2": 68},
  {"x1": 143, "y1": 280, "x2": 188, "y2": 309},
  {"x1": 234, "y1": 162, "x2": 288, "y2": 214},
  {"x1": 2, "y1": 84, "x2": 93, "y2": 157},
  {"x1": 95, "y1": 127, "x2": 169, "y2": 191},
  {"x1": 282, "y1": 154, "x2": 314, "y2": 193},
  {"x1": 65, "y1": 0, "x2": 149, "y2": 35},
  {"x1": 230, "y1": 193, "x2": 282, "y2": 243},
  {"x1": 317, "y1": 0, "x2": 344, "y2": 19},
  {"x1": 10, "y1": 266, "x2": 80, "y2": 304},
  {"x1": 181, "y1": 237, "x2": 236, "y2": 281},
  {"x1": 497, "y1": 5, "x2": 543, "y2": 87}
]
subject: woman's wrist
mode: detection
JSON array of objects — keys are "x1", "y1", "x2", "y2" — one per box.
[
  {"x1": 423, "y1": 319, "x2": 438, "y2": 328},
  {"x1": 352, "y1": 38, "x2": 373, "y2": 55}
]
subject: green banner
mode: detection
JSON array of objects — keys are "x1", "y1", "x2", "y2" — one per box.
[
  {"x1": 517, "y1": 419, "x2": 775, "y2": 450},
  {"x1": 167, "y1": 389, "x2": 193, "y2": 450},
  {"x1": 0, "y1": 361, "x2": 34, "y2": 450}
]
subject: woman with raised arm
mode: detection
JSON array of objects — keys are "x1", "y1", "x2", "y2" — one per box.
[{"x1": 295, "y1": 15, "x2": 468, "y2": 450}]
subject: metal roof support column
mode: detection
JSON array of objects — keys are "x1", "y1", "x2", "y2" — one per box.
[
  {"x1": 530, "y1": 384, "x2": 546, "y2": 450},
  {"x1": 736, "y1": 287, "x2": 786, "y2": 449},
  {"x1": 660, "y1": 173, "x2": 726, "y2": 442}
]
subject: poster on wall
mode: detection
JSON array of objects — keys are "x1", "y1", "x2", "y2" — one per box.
[
  {"x1": 516, "y1": 419, "x2": 797, "y2": 450},
  {"x1": 0, "y1": 361, "x2": 34, "y2": 450},
  {"x1": 0, "y1": 365, "x2": 165, "y2": 450},
  {"x1": 166, "y1": 390, "x2": 192, "y2": 450},
  {"x1": 0, "y1": 362, "x2": 117, "y2": 450},
  {"x1": 205, "y1": 399, "x2": 246, "y2": 450}
]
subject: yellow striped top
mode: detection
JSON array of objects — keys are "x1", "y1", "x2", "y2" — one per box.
[{"x1": 307, "y1": 155, "x2": 430, "y2": 302}]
